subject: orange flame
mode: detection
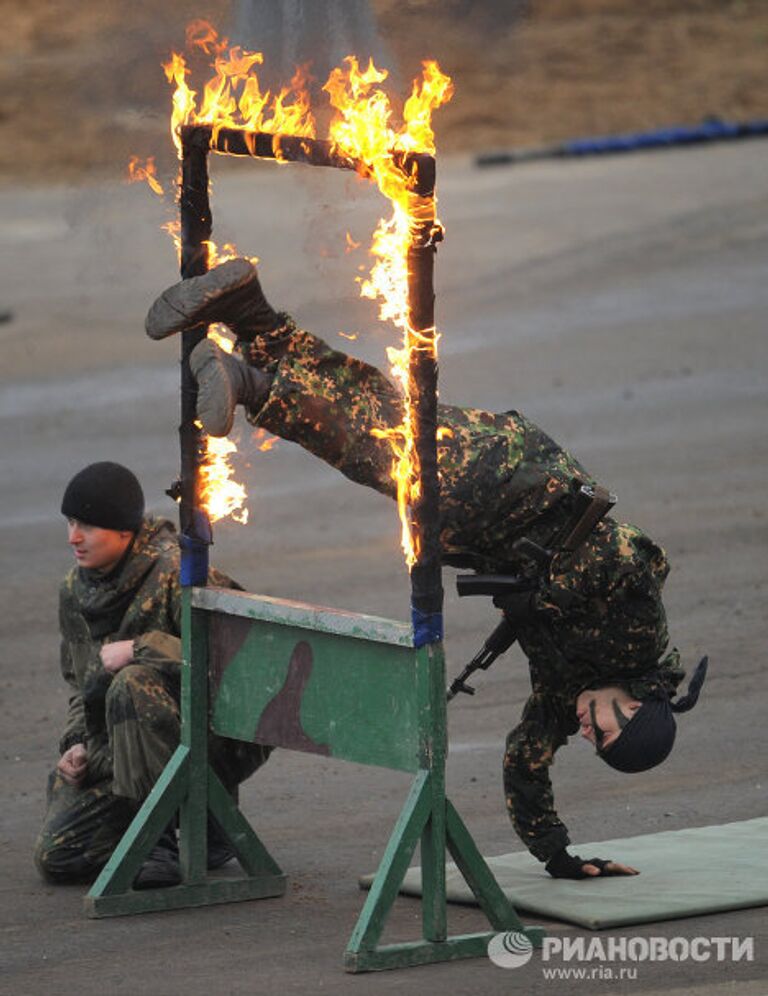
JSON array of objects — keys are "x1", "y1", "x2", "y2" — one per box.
[
  {"x1": 198, "y1": 430, "x2": 249, "y2": 524},
  {"x1": 159, "y1": 221, "x2": 252, "y2": 272},
  {"x1": 160, "y1": 220, "x2": 181, "y2": 260},
  {"x1": 252, "y1": 428, "x2": 279, "y2": 452},
  {"x1": 203, "y1": 240, "x2": 254, "y2": 268},
  {"x1": 186, "y1": 18, "x2": 230, "y2": 57},
  {"x1": 127, "y1": 156, "x2": 164, "y2": 196},
  {"x1": 162, "y1": 21, "x2": 315, "y2": 158},
  {"x1": 206, "y1": 324, "x2": 235, "y2": 353},
  {"x1": 197, "y1": 326, "x2": 248, "y2": 521},
  {"x1": 324, "y1": 56, "x2": 453, "y2": 565}
]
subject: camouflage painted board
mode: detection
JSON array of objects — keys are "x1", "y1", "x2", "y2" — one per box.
[{"x1": 198, "y1": 587, "x2": 421, "y2": 772}]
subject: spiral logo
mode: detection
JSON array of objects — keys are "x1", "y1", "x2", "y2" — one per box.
[{"x1": 487, "y1": 930, "x2": 535, "y2": 969}]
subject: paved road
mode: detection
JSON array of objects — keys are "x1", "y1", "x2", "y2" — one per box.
[{"x1": 1, "y1": 139, "x2": 766, "y2": 994}]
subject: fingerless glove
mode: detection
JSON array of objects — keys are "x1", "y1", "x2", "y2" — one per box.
[{"x1": 545, "y1": 848, "x2": 610, "y2": 879}]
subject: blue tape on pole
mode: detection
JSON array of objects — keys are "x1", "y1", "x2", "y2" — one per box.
[
  {"x1": 180, "y1": 533, "x2": 210, "y2": 586},
  {"x1": 180, "y1": 509, "x2": 212, "y2": 587},
  {"x1": 412, "y1": 607, "x2": 444, "y2": 648}
]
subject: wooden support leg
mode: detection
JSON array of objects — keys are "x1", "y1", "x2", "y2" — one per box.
[
  {"x1": 346, "y1": 769, "x2": 432, "y2": 959},
  {"x1": 445, "y1": 799, "x2": 543, "y2": 945},
  {"x1": 345, "y1": 637, "x2": 544, "y2": 972},
  {"x1": 84, "y1": 746, "x2": 190, "y2": 915},
  {"x1": 207, "y1": 767, "x2": 284, "y2": 879},
  {"x1": 344, "y1": 778, "x2": 543, "y2": 972},
  {"x1": 83, "y1": 592, "x2": 285, "y2": 918},
  {"x1": 419, "y1": 642, "x2": 447, "y2": 944}
]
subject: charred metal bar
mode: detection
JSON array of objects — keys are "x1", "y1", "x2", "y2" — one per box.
[
  {"x1": 180, "y1": 124, "x2": 365, "y2": 174},
  {"x1": 178, "y1": 126, "x2": 213, "y2": 585},
  {"x1": 405, "y1": 153, "x2": 444, "y2": 641}
]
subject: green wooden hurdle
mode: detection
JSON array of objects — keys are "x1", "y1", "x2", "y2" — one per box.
[{"x1": 86, "y1": 585, "x2": 544, "y2": 971}]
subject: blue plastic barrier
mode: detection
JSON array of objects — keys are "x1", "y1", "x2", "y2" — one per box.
[{"x1": 476, "y1": 118, "x2": 768, "y2": 167}]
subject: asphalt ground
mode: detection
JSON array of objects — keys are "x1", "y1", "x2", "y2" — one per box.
[{"x1": 1, "y1": 138, "x2": 767, "y2": 994}]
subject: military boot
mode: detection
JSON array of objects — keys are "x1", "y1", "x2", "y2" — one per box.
[
  {"x1": 206, "y1": 813, "x2": 236, "y2": 871},
  {"x1": 145, "y1": 258, "x2": 281, "y2": 341},
  {"x1": 190, "y1": 339, "x2": 271, "y2": 437},
  {"x1": 133, "y1": 824, "x2": 182, "y2": 890}
]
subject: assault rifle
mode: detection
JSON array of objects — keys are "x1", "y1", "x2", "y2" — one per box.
[
  {"x1": 446, "y1": 483, "x2": 616, "y2": 702},
  {"x1": 446, "y1": 571, "x2": 536, "y2": 701}
]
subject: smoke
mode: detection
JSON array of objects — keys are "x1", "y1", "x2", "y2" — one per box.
[
  {"x1": 230, "y1": 0, "x2": 394, "y2": 95},
  {"x1": 225, "y1": 2, "x2": 399, "y2": 308}
]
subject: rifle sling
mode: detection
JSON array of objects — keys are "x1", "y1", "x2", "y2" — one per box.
[{"x1": 559, "y1": 484, "x2": 615, "y2": 553}]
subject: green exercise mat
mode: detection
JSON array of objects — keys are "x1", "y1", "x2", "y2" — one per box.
[{"x1": 360, "y1": 818, "x2": 768, "y2": 930}]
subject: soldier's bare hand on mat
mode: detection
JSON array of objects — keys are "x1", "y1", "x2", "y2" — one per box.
[
  {"x1": 100, "y1": 640, "x2": 135, "y2": 674},
  {"x1": 58, "y1": 743, "x2": 88, "y2": 787}
]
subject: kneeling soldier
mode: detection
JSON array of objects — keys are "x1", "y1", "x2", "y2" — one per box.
[{"x1": 35, "y1": 461, "x2": 271, "y2": 888}]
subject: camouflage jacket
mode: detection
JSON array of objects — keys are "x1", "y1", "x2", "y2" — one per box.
[
  {"x1": 503, "y1": 522, "x2": 683, "y2": 860},
  {"x1": 58, "y1": 516, "x2": 232, "y2": 782},
  {"x1": 243, "y1": 326, "x2": 684, "y2": 860}
]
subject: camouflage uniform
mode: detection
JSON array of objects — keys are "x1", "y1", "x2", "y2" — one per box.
[
  {"x1": 239, "y1": 324, "x2": 684, "y2": 861},
  {"x1": 35, "y1": 516, "x2": 270, "y2": 883}
]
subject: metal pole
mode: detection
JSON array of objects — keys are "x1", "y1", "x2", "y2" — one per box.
[
  {"x1": 178, "y1": 126, "x2": 213, "y2": 585},
  {"x1": 177, "y1": 125, "x2": 214, "y2": 881},
  {"x1": 207, "y1": 125, "x2": 363, "y2": 173},
  {"x1": 405, "y1": 153, "x2": 443, "y2": 645}
]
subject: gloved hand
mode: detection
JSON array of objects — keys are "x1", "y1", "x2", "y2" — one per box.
[
  {"x1": 545, "y1": 848, "x2": 639, "y2": 879},
  {"x1": 145, "y1": 258, "x2": 281, "y2": 341}
]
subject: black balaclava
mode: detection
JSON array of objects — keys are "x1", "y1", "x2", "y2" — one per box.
[
  {"x1": 599, "y1": 656, "x2": 709, "y2": 773},
  {"x1": 61, "y1": 462, "x2": 145, "y2": 533}
]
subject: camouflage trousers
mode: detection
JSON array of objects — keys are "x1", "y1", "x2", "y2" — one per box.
[
  {"x1": 245, "y1": 326, "x2": 594, "y2": 572},
  {"x1": 35, "y1": 664, "x2": 271, "y2": 883}
]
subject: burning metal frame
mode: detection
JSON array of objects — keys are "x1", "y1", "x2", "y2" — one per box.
[
  {"x1": 177, "y1": 122, "x2": 443, "y2": 628},
  {"x1": 85, "y1": 127, "x2": 543, "y2": 972}
]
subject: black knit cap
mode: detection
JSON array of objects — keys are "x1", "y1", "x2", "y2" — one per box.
[
  {"x1": 599, "y1": 656, "x2": 709, "y2": 774},
  {"x1": 61, "y1": 462, "x2": 144, "y2": 532}
]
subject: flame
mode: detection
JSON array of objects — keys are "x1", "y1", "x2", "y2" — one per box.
[
  {"x1": 203, "y1": 240, "x2": 251, "y2": 268},
  {"x1": 186, "y1": 18, "x2": 230, "y2": 57},
  {"x1": 162, "y1": 21, "x2": 315, "y2": 159},
  {"x1": 338, "y1": 331, "x2": 358, "y2": 341},
  {"x1": 324, "y1": 57, "x2": 453, "y2": 565},
  {"x1": 127, "y1": 156, "x2": 164, "y2": 196},
  {"x1": 206, "y1": 323, "x2": 235, "y2": 353},
  {"x1": 160, "y1": 220, "x2": 181, "y2": 259},
  {"x1": 252, "y1": 428, "x2": 279, "y2": 452},
  {"x1": 198, "y1": 428, "x2": 249, "y2": 524},
  {"x1": 158, "y1": 222, "x2": 251, "y2": 272}
]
